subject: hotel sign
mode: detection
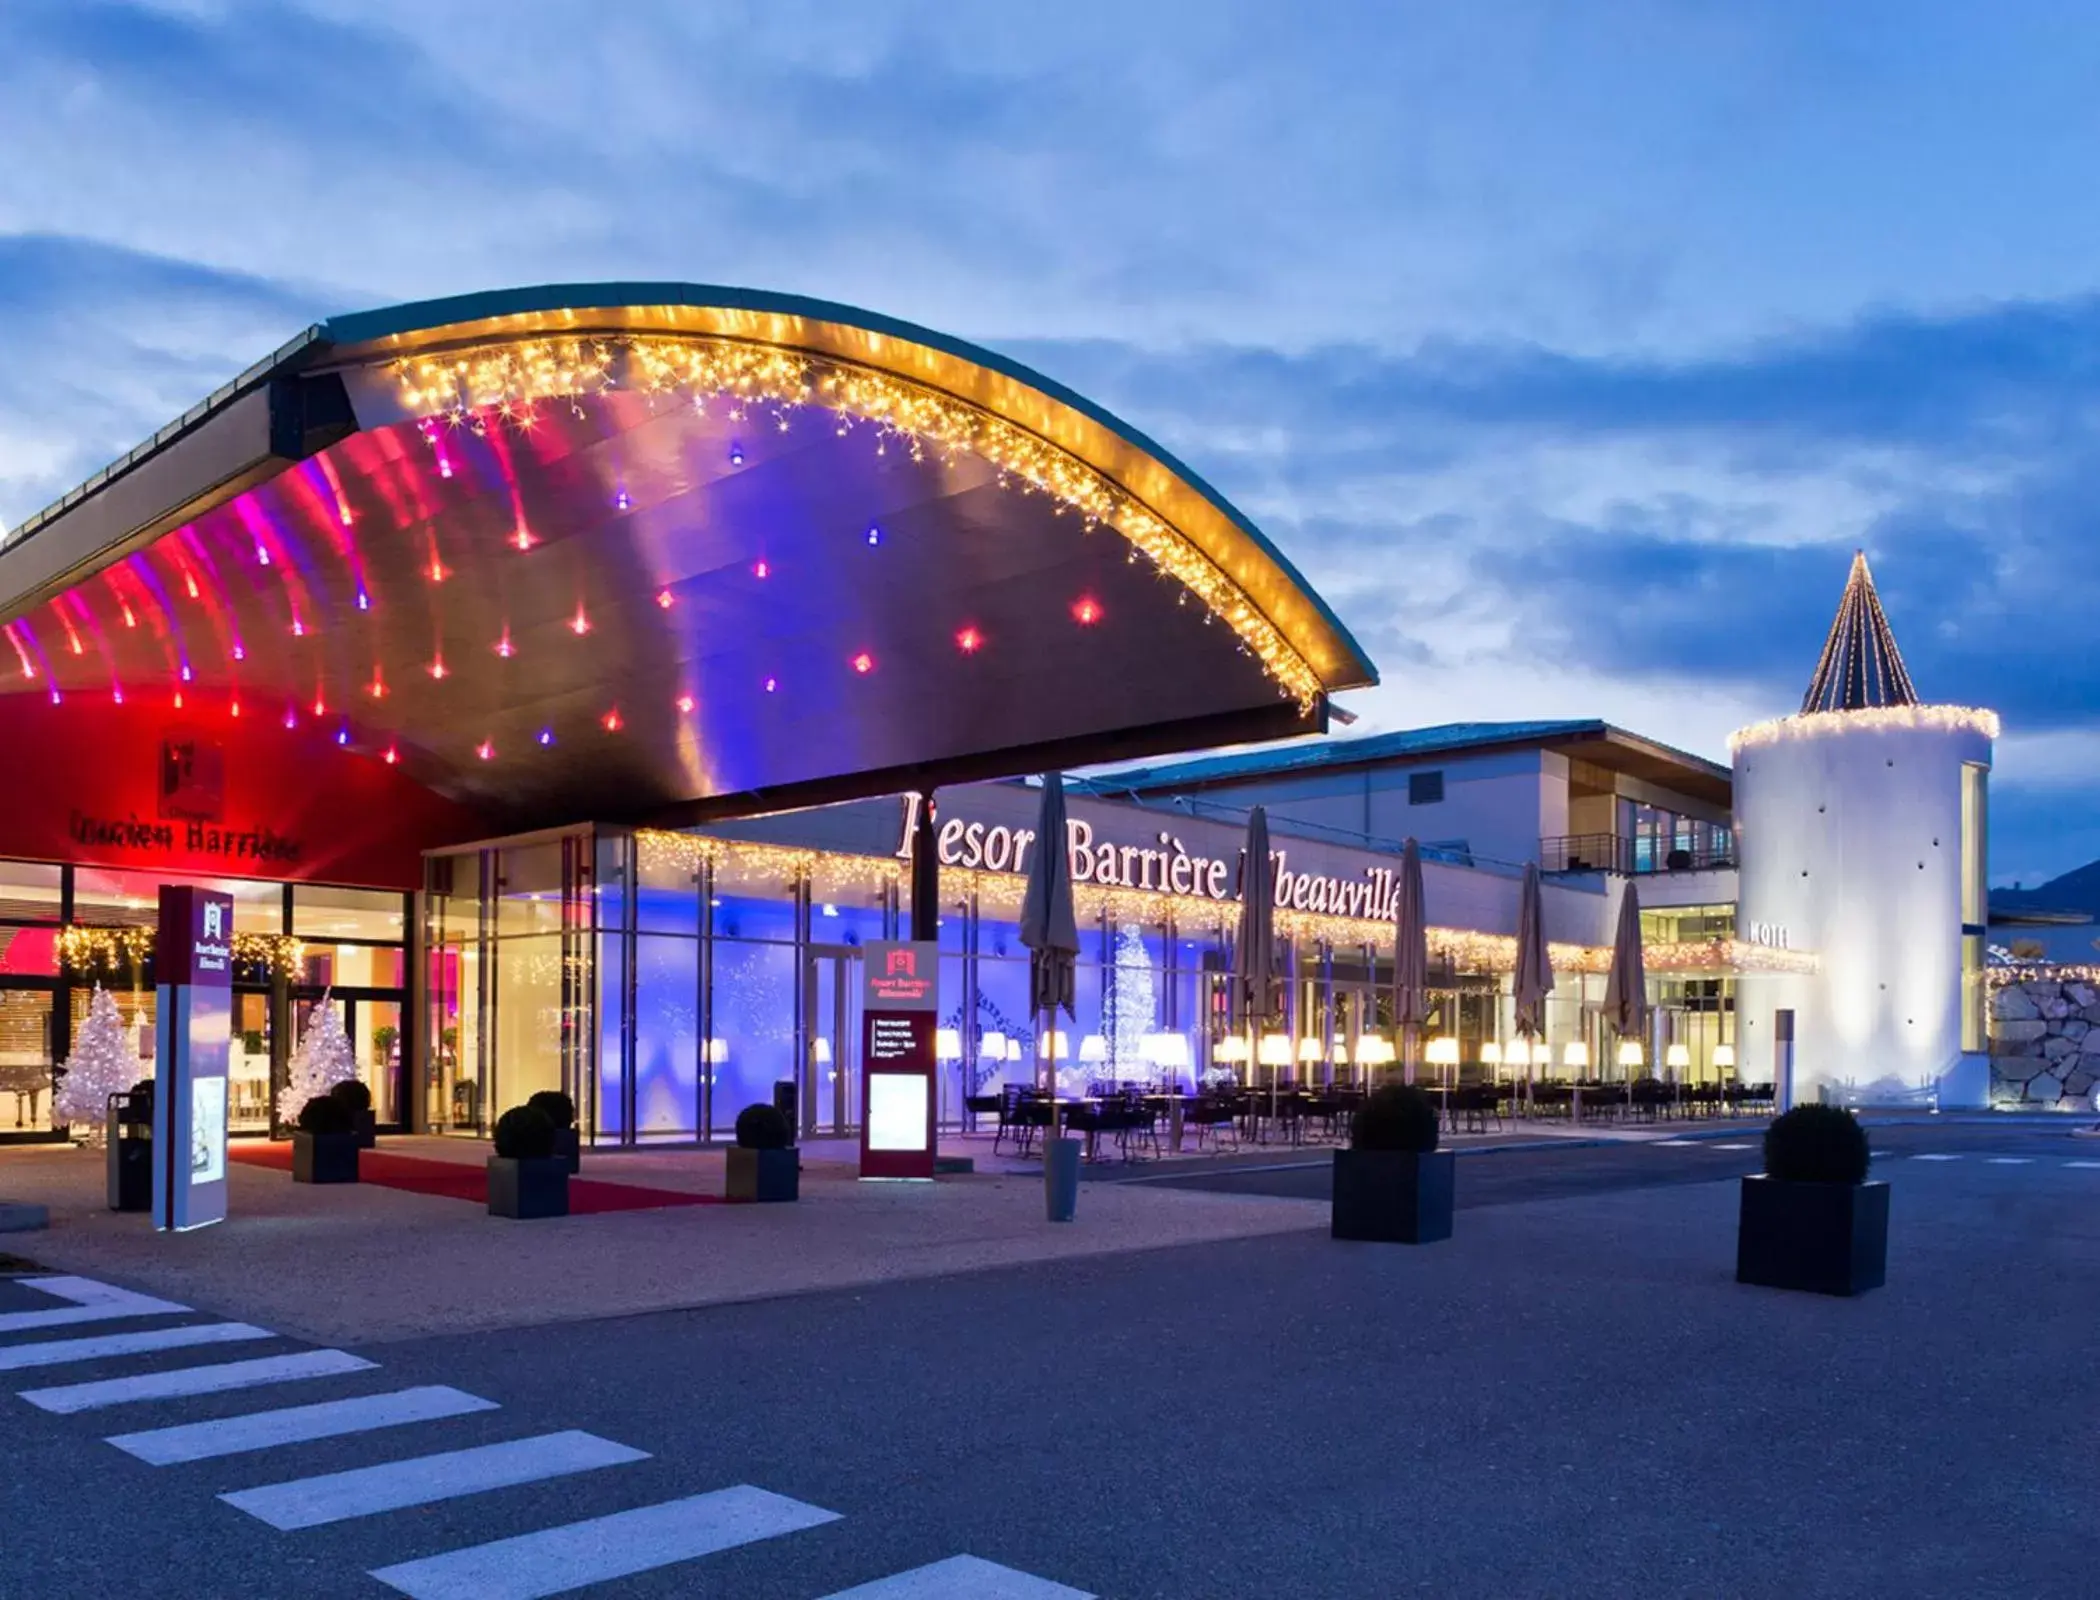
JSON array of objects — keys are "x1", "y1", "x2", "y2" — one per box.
[
  {"x1": 934, "y1": 815, "x2": 1406, "y2": 920},
  {"x1": 859, "y1": 941, "x2": 938, "y2": 1181}
]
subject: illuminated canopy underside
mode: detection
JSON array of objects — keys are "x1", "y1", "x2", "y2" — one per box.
[{"x1": 0, "y1": 286, "x2": 1375, "y2": 828}]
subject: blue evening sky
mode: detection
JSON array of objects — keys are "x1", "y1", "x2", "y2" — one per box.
[{"x1": 2, "y1": 1, "x2": 2095, "y2": 883}]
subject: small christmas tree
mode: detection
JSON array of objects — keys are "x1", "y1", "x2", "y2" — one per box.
[
  {"x1": 55, "y1": 986, "x2": 140, "y2": 1145},
  {"x1": 285, "y1": 993, "x2": 357, "y2": 1117},
  {"x1": 1103, "y1": 923, "x2": 1157, "y2": 1078}
]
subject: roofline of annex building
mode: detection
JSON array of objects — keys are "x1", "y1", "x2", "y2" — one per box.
[
  {"x1": 0, "y1": 281, "x2": 1376, "y2": 698},
  {"x1": 1083, "y1": 719, "x2": 1734, "y2": 809}
]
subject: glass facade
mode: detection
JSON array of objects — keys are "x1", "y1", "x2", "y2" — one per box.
[
  {"x1": 422, "y1": 825, "x2": 1716, "y2": 1146},
  {"x1": 0, "y1": 859, "x2": 410, "y2": 1140}
]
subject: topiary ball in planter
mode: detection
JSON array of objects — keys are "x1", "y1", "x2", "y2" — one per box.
[
  {"x1": 292, "y1": 1093, "x2": 360, "y2": 1184},
  {"x1": 727, "y1": 1102, "x2": 797, "y2": 1202},
  {"x1": 1333, "y1": 1084, "x2": 1453, "y2": 1244},
  {"x1": 527, "y1": 1090, "x2": 581, "y2": 1174},
  {"x1": 489, "y1": 1104, "x2": 568, "y2": 1219},
  {"x1": 329, "y1": 1078, "x2": 377, "y2": 1149},
  {"x1": 1738, "y1": 1105, "x2": 1885, "y2": 1296}
]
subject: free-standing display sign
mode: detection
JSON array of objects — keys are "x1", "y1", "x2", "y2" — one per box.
[
  {"x1": 860, "y1": 940, "x2": 939, "y2": 1180},
  {"x1": 152, "y1": 886, "x2": 233, "y2": 1231}
]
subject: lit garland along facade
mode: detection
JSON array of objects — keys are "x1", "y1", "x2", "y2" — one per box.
[
  {"x1": 391, "y1": 334, "x2": 1324, "y2": 709},
  {"x1": 56, "y1": 926, "x2": 307, "y2": 979},
  {"x1": 628, "y1": 828, "x2": 1787, "y2": 978},
  {"x1": 1729, "y1": 704, "x2": 2001, "y2": 755}
]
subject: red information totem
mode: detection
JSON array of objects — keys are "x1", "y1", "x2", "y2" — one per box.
[
  {"x1": 860, "y1": 941, "x2": 939, "y2": 1180},
  {"x1": 152, "y1": 884, "x2": 234, "y2": 1232}
]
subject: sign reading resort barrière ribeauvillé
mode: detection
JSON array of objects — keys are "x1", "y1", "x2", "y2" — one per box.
[
  {"x1": 859, "y1": 941, "x2": 939, "y2": 1180},
  {"x1": 151, "y1": 885, "x2": 233, "y2": 1232}
]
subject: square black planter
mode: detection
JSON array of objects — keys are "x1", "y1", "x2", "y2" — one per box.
[
  {"x1": 353, "y1": 1109, "x2": 377, "y2": 1150},
  {"x1": 292, "y1": 1131, "x2": 360, "y2": 1185},
  {"x1": 726, "y1": 1146, "x2": 799, "y2": 1203},
  {"x1": 1331, "y1": 1148, "x2": 1455, "y2": 1243},
  {"x1": 1736, "y1": 1175, "x2": 1888, "y2": 1296},
  {"x1": 488, "y1": 1156, "x2": 570, "y2": 1219},
  {"x1": 550, "y1": 1126, "x2": 581, "y2": 1175}
]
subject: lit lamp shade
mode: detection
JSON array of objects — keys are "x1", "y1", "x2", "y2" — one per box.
[
  {"x1": 813, "y1": 1038, "x2": 833, "y2": 1066},
  {"x1": 1078, "y1": 1033, "x2": 1109, "y2": 1065},
  {"x1": 1616, "y1": 1040, "x2": 1644, "y2": 1069},
  {"x1": 1006, "y1": 1037, "x2": 1026, "y2": 1062},
  {"x1": 1480, "y1": 1041, "x2": 1503, "y2": 1067},
  {"x1": 704, "y1": 1039, "x2": 728, "y2": 1064},
  {"x1": 1215, "y1": 1035, "x2": 1250, "y2": 1064},
  {"x1": 1424, "y1": 1037, "x2": 1461, "y2": 1068},
  {"x1": 935, "y1": 1028, "x2": 962, "y2": 1062},
  {"x1": 1712, "y1": 1043, "x2": 1737, "y2": 1070},
  {"x1": 982, "y1": 1031, "x2": 1008, "y2": 1063},
  {"x1": 1531, "y1": 1041, "x2": 1554, "y2": 1068},
  {"x1": 1330, "y1": 1039, "x2": 1350, "y2": 1066},
  {"x1": 1257, "y1": 1033, "x2": 1294, "y2": 1069},
  {"x1": 1296, "y1": 1036, "x2": 1323, "y2": 1064},
  {"x1": 1664, "y1": 1043, "x2": 1691, "y2": 1071},
  {"x1": 1143, "y1": 1033, "x2": 1192, "y2": 1070},
  {"x1": 1039, "y1": 1030, "x2": 1071, "y2": 1060},
  {"x1": 1355, "y1": 1035, "x2": 1394, "y2": 1067},
  {"x1": 1562, "y1": 1042, "x2": 1589, "y2": 1071}
]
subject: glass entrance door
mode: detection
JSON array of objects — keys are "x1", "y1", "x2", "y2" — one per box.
[
  {"x1": 0, "y1": 989, "x2": 55, "y2": 1135},
  {"x1": 803, "y1": 947, "x2": 861, "y2": 1140}
]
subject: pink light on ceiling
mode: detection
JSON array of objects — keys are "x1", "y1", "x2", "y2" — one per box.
[
  {"x1": 955, "y1": 626, "x2": 983, "y2": 654},
  {"x1": 570, "y1": 605, "x2": 591, "y2": 636},
  {"x1": 655, "y1": 588, "x2": 674, "y2": 609},
  {"x1": 495, "y1": 628, "x2": 515, "y2": 659},
  {"x1": 601, "y1": 707, "x2": 623, "y2": 732},
  {"x1": 4, "y1": 624, "x2": 34, "y2": 680},
  {"x1": 851, "y1": 651, "x2": 875, "y2": 675},
  {"x1": 476, "y1": 740, "x2": 495, "y2": 761},
  {"x1": 428, "y1": 655, "x2": 448, "y2": 681},
  {"x1": 676, "y1": 694, "x2": 694, "y2": 714},
  {"x1": 383, "y1": 744, "x2": 398, "y2": 765},
  {"x1": 1072, "y1": 596, "x2": 1103, "y2": 626}
]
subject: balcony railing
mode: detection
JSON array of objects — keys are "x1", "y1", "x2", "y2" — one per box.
[{"x1": 1539, "y1": 834, "x2": 1737, "y2": 876}]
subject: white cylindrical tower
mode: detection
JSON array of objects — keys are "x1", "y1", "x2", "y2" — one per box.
[{"x1": 1730, "y1": 553, "x2": 1997, "y2": 1109}]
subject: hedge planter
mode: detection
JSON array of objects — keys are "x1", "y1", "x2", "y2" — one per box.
[
  {"x1": 1736, "y1": 1175, "x2": 1888, "y2": 1296},
  {"x1": 292, "y1": 1130, "x2": 361, "y2": 1185},
  {"x1": 550, "y1": 1126, "x2": 581, "y2": 1176},
  {"x1": 726, "y1": 1146, "x2": 798, "y2": 1203},
  {"x1": 488, "y1": 1156, "x2": 571, "y2": 1219},
  {"x1": 1331, "y1": 1148, "x2": 1455, "y2": 1243}
]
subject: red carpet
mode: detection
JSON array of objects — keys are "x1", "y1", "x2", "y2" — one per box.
[{"x1": 230, "y1": 1143, "x2": 733, "y2": 1213}]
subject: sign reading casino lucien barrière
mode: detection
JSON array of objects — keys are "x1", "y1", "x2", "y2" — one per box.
[{"x1": 933, "y1": 815, "x2": 1410, "y2": 921}]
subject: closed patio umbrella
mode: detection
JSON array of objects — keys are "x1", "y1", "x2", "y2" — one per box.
[
  {"x1": 1234, "y1": 807, "x2": 1280, "y2": 1123},
  {"x1": 1020, "y1": 774, "x2": 1081, "y2": 1217},
  {"x1": 1512, "y1": 862, "x2": 1555, "y2": 1102},
  {"x1": 1603, "y1": 881, "x2": 1649, "y2": 1083},
  {"x1": 1392, "y1": 837, "x2": 1429, "y2": 1086}
]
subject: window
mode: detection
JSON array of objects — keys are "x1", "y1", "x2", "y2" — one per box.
[{"x1": 1408, "y1": 770, "x2": 1445, "y2": 806}]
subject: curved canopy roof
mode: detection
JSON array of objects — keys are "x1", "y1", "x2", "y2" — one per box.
[{"x1": 0, "y1": 284, "x2": 1375, "y2": 828}]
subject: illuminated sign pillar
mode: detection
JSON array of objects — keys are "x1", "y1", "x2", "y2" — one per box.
[
  {"x1": 152, "y1": 886, "x2": 233, "y2": 1231},
  {"x1": 860, "y1": 940, "x2": 938, "y2": 1181}
]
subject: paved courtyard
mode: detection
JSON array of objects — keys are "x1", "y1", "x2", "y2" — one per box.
[{"x1": 0, "y1": 1120, "x2": 2092, "y2": 1597}]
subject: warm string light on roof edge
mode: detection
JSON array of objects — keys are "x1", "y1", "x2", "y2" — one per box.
[
  {"x1": 631, "y1": 830, "x2": 1811, "y2": 975},
  {"x1": 1728, "y1": 704, "x2": 2001, "y2": 754},
  {"x1": 390, "y1": 334, "x2": 1323, "y2": 709},
  {"x1": 54, "y1": 927, "x2": 306, "y2": 978}
]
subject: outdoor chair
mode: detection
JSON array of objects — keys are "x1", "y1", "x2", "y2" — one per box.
[{"x1": 1185, "y1": 1094, "x2": 1240, "y2": 1152}]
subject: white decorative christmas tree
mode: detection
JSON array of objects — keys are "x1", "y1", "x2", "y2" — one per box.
[
  {"x1": 285, "y1": 993, "x2": 357, "y2": 1116},
  {"x1": 55, "y1": 986, "x2": 140, "y2": 1145},
  {"x1": 1103, "y1": 923, "x2": 1157, "y2": 1078}
]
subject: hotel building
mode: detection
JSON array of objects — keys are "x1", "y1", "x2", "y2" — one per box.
[{"x1": 0, "y1": 286, "x2": 1999, "y2": 1143}]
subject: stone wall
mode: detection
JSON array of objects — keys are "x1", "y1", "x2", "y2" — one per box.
[{"x1": 1990, "y1": 977, "x2": 2100, "y2": 1108}]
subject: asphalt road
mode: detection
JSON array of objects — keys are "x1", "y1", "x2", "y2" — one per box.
[{"x1": 3, "y1": 1120, "x2": 2094, "y2": 1600}]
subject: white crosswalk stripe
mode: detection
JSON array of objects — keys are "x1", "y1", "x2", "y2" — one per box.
[
  {"x1": 367, "y1": 1485, "x2": 840, "y2": 1600},
  {"x1": 20, "y1": 1348, "x2": 375, "y2": 1414},
  {"x1": 106, "y1": 1385, "x2": 496, "y2": 1464},
  {"x1": 820, "y1": 1554, "x2": 1096, "y2": 1598},
  {"x1": 222, "y1": 1429, "x2": 648, "y2": 1531},
  {"x1": 0, "y1": 1276, "x2": 189, "y2": 1335},
  {"x1": 0, "y1": 1321, "x2": 273, "y2": 1373},
  {"x1": 1912, "y1": 1153, "x2": 1962, "y2": 1161},
  {"x1": 2064, "y1": 1160, "x2": 2100, "y2": 1169},
  {"x1": 1986, "y1": 1157, "x2": 2035, "y2": 1165},
  {"x1": 1709, "y1": 1143, "x2": 1756, "y2": 1151}
]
